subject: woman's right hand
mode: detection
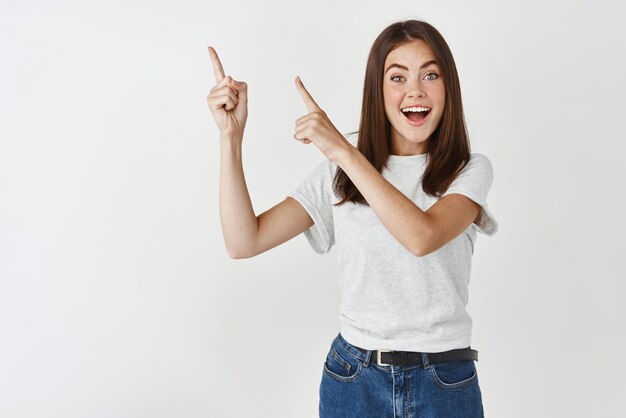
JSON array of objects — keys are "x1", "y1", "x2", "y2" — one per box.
[{"x1": 206, "y1": 46, "x2": 248, "y2": 136}]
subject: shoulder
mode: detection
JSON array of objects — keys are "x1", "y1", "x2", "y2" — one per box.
[
  {"x1": 468, "y1": 152, "x2": 492, "y2": 165},
  {"x1": 446, "y1": 152, "x2": 495, "y2": 188},
  {"x1": 462, "y1": 152, "x2": 494, "y2": 175}
]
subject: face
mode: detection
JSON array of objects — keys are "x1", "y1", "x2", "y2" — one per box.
[{"x1": 382, "y1": 39, "x2": 445, "y2": 155}]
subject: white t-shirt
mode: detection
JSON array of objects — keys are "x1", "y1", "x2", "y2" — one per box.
[{"x1": 287, "y1": 132, "x2": 498, "y2": 352}]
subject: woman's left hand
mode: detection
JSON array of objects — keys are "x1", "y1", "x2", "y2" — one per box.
[{"x1": 294, "y1": 76, "x2": 353, "y2": 163}]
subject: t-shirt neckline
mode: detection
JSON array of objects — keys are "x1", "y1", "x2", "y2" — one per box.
[{"x1": 386, "y1": 153, "x2": 429, "y2": 163}]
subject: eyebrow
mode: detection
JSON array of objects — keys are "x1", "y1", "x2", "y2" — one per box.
[{"x1": 385, "y1": 59, "x2": 438, "y2": 74}]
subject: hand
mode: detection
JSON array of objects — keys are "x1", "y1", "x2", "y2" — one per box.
[
  {"x1": 206, "y1": 46, "x2": 248, "y2": 136},
  {"x1": 294, "y1": 76, "x2": 352, "y2": 162}
]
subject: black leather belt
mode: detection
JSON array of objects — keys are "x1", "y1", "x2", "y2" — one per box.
[{"x1": 354, "y1": 346, "x2": 478, "y2": 367}]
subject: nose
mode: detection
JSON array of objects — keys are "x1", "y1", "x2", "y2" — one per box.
[{"x1": 407, "y1": 78, "x2": 425, "y2": 98}]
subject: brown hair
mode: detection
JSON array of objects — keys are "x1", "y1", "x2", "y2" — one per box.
[{"x1": 332, "y1": 19, "x2": 471, "y2": 206}]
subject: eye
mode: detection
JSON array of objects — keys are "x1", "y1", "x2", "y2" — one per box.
[
  {"x1": 390, "y1": 75, "x2": 405, "y2": 82},
  {"x1": 424, "y1": 72, "x2": 439, "y2": 81}
]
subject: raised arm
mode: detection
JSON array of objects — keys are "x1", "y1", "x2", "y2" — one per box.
[
  {"x1": 208, "y1": 46, "x2": 313, "y2": 258},
  {"x1": 219, "y1": 134, "x2": 314, "y2": 259}
]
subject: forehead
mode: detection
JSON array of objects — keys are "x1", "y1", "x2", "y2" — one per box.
[{"x1": 384, "y1": 39, "x2": 436, "y2": 66}]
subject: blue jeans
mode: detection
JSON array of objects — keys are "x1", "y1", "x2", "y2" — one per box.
[{"x1": 319, "y1": 332, "x2": 485, "y2": 418}]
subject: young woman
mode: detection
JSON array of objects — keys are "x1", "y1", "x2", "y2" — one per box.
[{"x1": 208, "y1": 19, "x2": 497, "y2": 418}]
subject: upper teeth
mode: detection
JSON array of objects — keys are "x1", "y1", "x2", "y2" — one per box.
[{"x1": 402, "y1": 106, "x2": 430, "y2": 112}]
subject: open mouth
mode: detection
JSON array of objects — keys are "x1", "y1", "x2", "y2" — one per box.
[{"x1": 402, "y1": 108, "x2": 431, "y2": 125}]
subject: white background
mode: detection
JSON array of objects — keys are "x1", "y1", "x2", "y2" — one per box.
[{"x1": 1, "y1": 0, "x2": 625, "y2": 417}]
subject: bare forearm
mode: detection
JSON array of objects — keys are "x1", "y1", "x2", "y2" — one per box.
[
  {"x1": 334, "y1": 146, "x2": 432, "y2": 256},
  {"x1": 219, "y1": 133, "x2": 258, "y2": 257}
]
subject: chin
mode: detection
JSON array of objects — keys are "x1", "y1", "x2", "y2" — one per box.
[{"x1": 401, "y1": 128, "x2": 431, "y2": 143}]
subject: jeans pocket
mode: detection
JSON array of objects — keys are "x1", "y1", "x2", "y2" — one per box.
[
  {"x1": 322, "y1": 339, "x2": 363, "y2": 383},
  {"x1": 428, "y1": 359, "x2": 478, "y2": 390}
]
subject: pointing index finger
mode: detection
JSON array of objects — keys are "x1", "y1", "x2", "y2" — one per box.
[
  {"x1": 295, "y1": 76, "x2": 321, "y2": 113},
  {"x1": 208, "y1": 46, "x2": 225, "y2": 83}
]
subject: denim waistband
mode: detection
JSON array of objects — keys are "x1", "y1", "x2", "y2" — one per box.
[{"x1": 334, "y1": 332, "x2": 475, "y2": 370}]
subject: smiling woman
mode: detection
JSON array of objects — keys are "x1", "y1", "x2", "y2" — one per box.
[
  {"x1": 210, "y1": 18, "x2": 496, "y2": 418},
  {"x1": 385, "y1": 49, "x2": 443, "y2": 139}
]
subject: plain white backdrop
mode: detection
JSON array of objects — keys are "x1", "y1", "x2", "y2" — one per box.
[{"x1": 1, "y1": 0, "x2": 625, "y2": 417}]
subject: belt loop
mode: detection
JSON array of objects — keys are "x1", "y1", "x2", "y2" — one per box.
[
  {"x1": 420, "y1": 351, "x2": 430, "y2": 368},
  {"x1": 363, "y1": 350, "x2": 371, "y2": 367}
]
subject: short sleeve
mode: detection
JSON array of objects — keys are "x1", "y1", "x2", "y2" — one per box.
[
  {"x1": 286, "y1": 158, "x2": 337, "y2": 254},
  {"x1": 441, "y1": 153, "x2": 499, "y2": 236}
]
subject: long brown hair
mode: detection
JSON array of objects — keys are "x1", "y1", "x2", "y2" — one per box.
[{"x1": 333, "y1": 19, "x2": 471, "y2": 206}]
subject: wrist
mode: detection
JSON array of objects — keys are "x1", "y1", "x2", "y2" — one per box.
[
  {"x1": 220, "y1": 134, "x2": 243, "y2": 159},
  {"x1": 332, "y1": 140, "x2": 358, "y2": 166},
  {"x1": 219, "y1": 130, "x2": 243, "y2": 142}
]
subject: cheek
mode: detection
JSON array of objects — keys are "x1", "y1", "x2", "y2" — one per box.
[
  {"x1": 383, "y1": 86, "x2": 403, "y2": 109},
  {"x1": 431, "y1": 84, "x2": 446, "y2": 106}
]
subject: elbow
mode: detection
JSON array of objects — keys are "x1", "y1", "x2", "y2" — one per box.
[
  {"x1": 414, "y1": 234, "x2": 448, "y2": 258},
  {"x1": 227, "y1": 249, "x2": 243, "y2": 259},
  {"x1": 412, "y1": 226, "x2": 436, "y2": 258},
  {"x1": 413, "y1": 245, "x2": 435, "y2": 258},
  {"x1": 412, "y1": 245, "x2": 426, "y2": 258},
  {"x1": 227, "y1": 250, "x2": 249, "y2": 260},
  {"x1": 226, "y1": 245, "x2": 254, "y2": 260}
]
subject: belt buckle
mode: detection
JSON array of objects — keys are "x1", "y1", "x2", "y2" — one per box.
[{"x1": 376, "y1": 349, "x2": 393, "y2": 366}]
